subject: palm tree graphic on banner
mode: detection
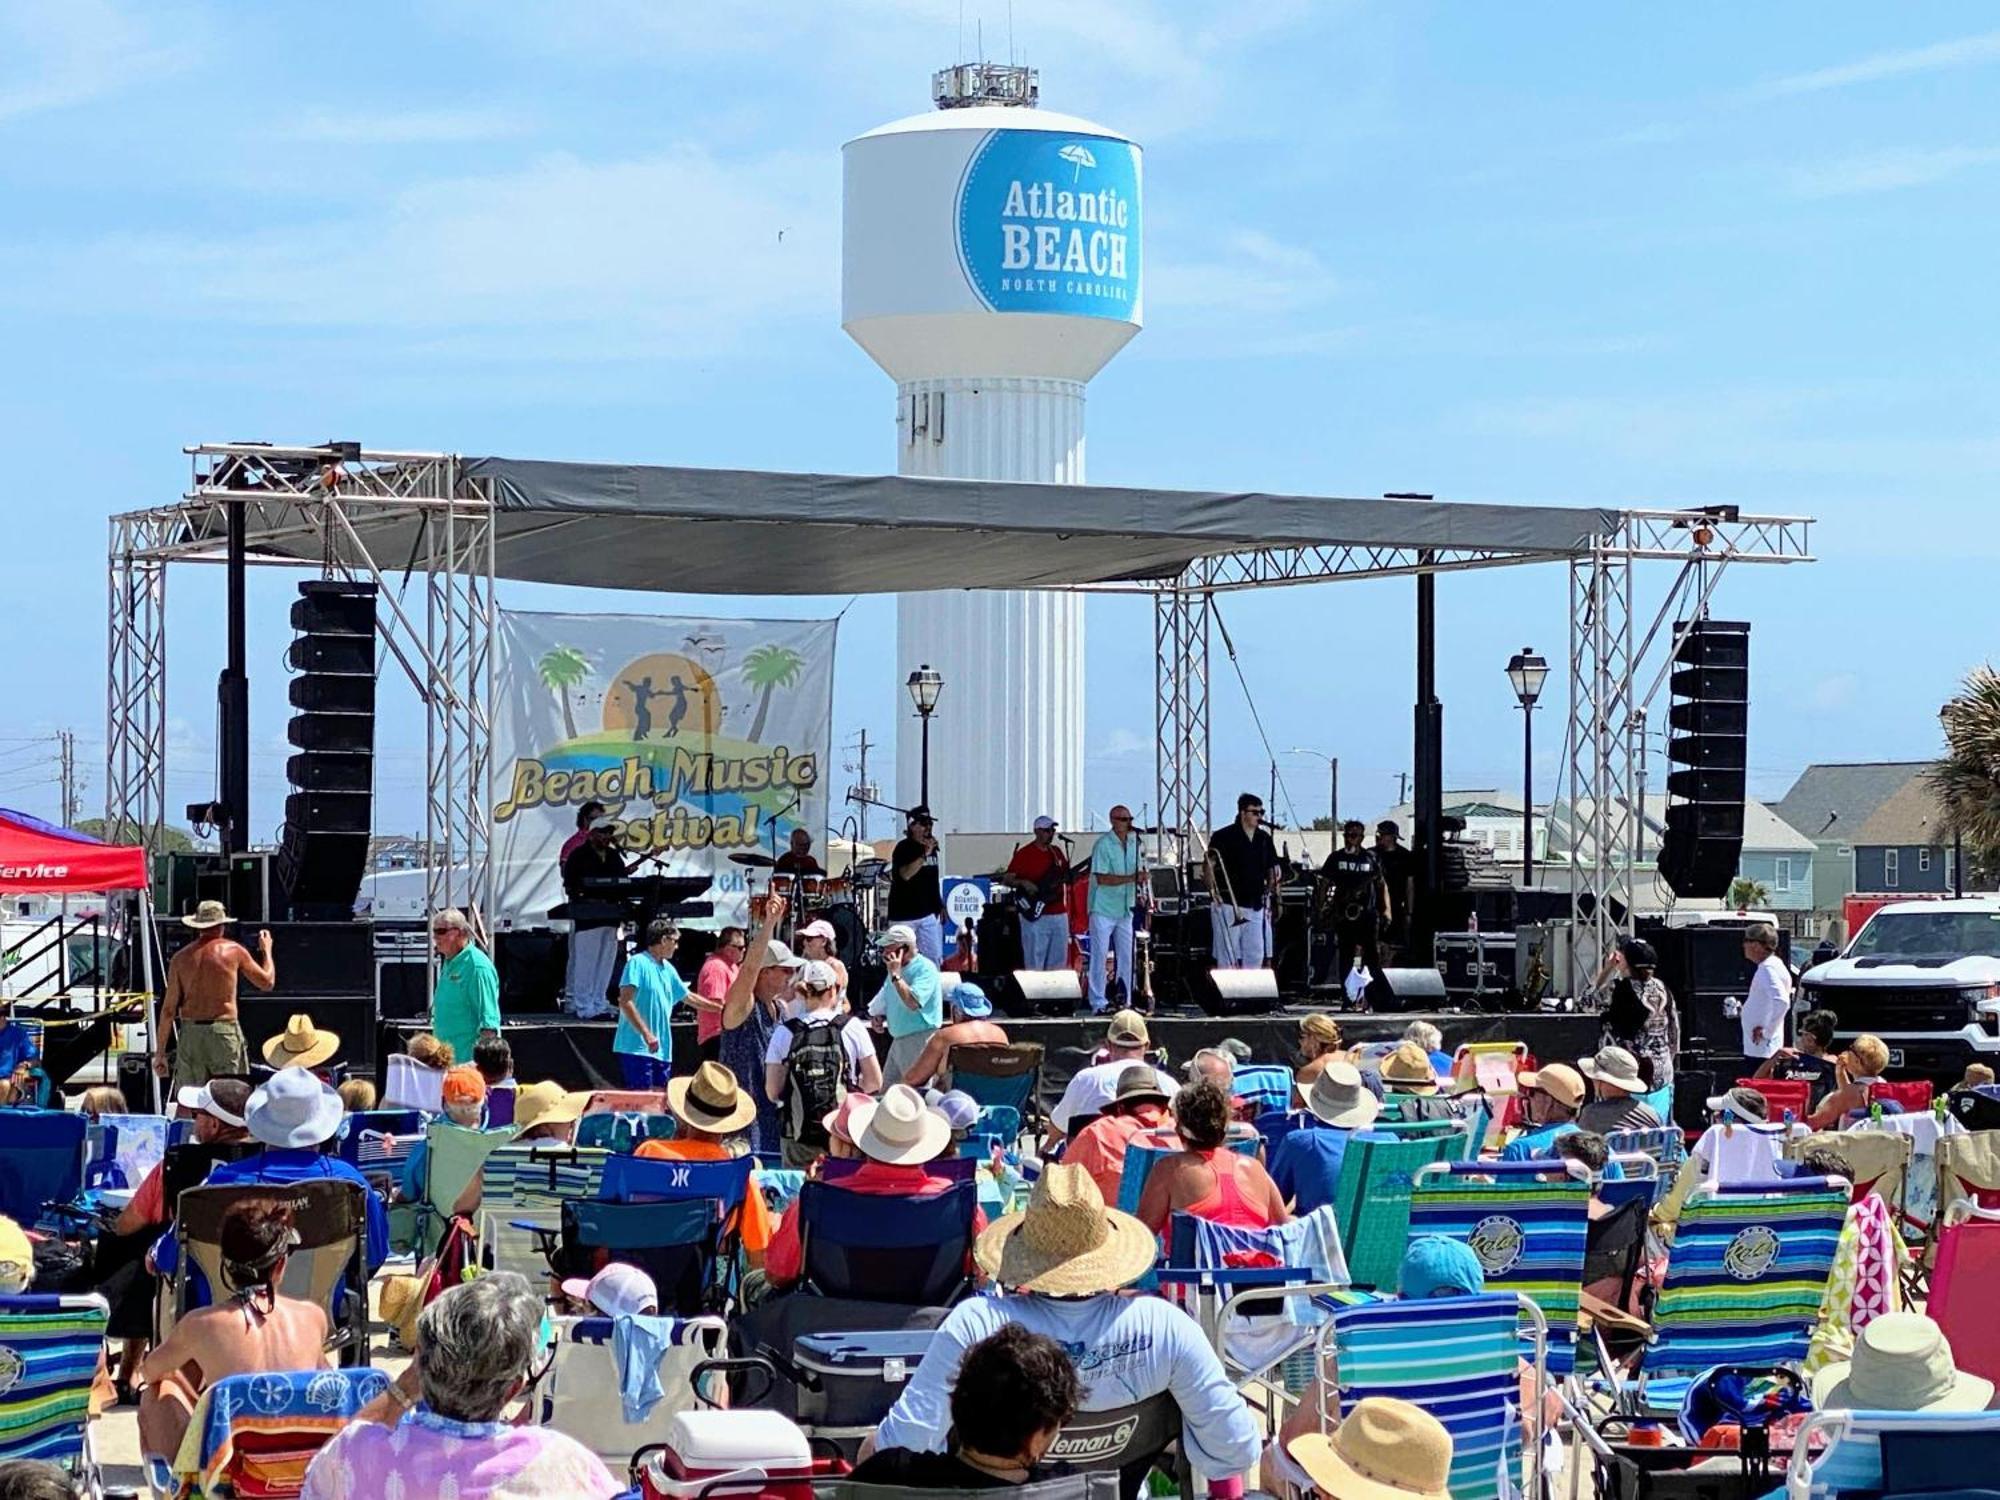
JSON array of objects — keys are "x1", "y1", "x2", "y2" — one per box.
[
  {"x1": 536, "y1": 645, "x2": 591, "y2": 741},
  {"x1": 740, "y1": 644, "x2": 805, "y2": 743}
]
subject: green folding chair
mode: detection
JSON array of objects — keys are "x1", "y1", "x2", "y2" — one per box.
[
  {"x1": 412, "y1": 1122, "x2": 514, "y2": 1256},
  {"x1": 1332, "y1": 1129, "x2": 1463, "y2": 1290}
]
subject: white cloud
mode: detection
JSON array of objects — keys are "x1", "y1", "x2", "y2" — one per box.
[
  {"x1": 1788, "y1": 145, "x2": 2000, "y2": 199},
  {"x1": 1759, "y1": 28, "x2": 2000, "y2": 97},
  {"x1": 283, "y1": 107, "x2": 530, "y2": 146},
  {"x1": 1092, "y1": 726, "x2": 1150, "y2": 760},
  {"x1": 1149, "y1": 228, "x2": 1339, "y2": 320},
  {"x1": 0, "y1": 0, "x2": 198, "y2": 122}
]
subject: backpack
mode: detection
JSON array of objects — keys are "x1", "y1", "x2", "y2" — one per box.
[{"x1": 783, "y1": 1016, "x2": 848, "y2": 1149}]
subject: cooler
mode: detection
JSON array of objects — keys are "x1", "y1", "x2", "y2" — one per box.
[
  {"x1": 637, "y1": 1410, "x2": 820, "y2": 1499},
  {"x1": 793, "y1": 1329, "x2": 937, "y2": 1436}
]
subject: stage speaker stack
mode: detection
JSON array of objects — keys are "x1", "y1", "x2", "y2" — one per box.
[
  {"x1": 1367, "y1": 966, "x2": 1450, "y2": 1013},
  {"x1": 994, "y1": 968, "x2": 1084, "y2": 1018},
  {"x1": 1659, "y1": 620, "x2": 1749, "y2": 900},
  {"x1": 276, "y1": 581, "x2": 378, "y2": 920},
  {"x1": 1194, "y1": 966, "x2": 1279, "y2": 1017}
]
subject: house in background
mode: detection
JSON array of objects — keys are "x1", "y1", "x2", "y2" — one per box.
[
  {"x1": 1770, "y1": 762, "x2": 1933, "y2": 930},
  {"x1": 1849, "y1": 776, "x2": 1992, "y2": 896}
]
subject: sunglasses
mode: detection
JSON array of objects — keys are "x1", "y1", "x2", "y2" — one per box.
[{"x1": 1244, "y1": 807, "x2": 1265, "y2": 817}]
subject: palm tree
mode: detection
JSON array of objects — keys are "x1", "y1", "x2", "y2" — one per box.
[
  {"x1": 1727, "y1": 877, "x2": 1771, "y2": 910},
  {"x1": 740, "y1": 644, "x2": 806, "y2": 742},
  {"x1": 1932, "y1": 666, "x2": 2000, "y2": 876},
  {"x1": 536, "y1": 645, "x2": 591, "y2": 740}
]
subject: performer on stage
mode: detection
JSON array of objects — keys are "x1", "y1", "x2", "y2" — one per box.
[
  {"x1": 1372, "y1": 819, "x2": 1417, "y2": 965},
  {"x1": 887, "y1": 807, "x2": 946, "y2": 964},
  {"x1": 560, "y1": 801, "x2": 606, "y2": 866},
  {"x1": 773, "y1": 827, "x2": 824, "y2": 877},
  {"x1": 1005, "y1": 815, "x2": 1072, "y2": 971},
  {"x1": 1206, "y1": 793, "x2": 1281, "y2": 969},
  {"x1": 1319, "y1": 820, "x2": 1390, "y2": 995},
  {"x1": 1087, "y1": 805, "x2": 1145, "y2": 1014},
  {"x1": 561, "y1": 813, "x2": 627, "y2": 1020}
]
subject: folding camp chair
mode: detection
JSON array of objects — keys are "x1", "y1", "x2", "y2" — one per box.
[
  {"x1": 1375, "y1": 1115, "x2": 1480, "y2": 1162},
  {"x1": 0, "y1": 1292, "x2": 108, "y2": 1490},
  {"x1": 1254, "y1": 1108, "x2": 1304, "y2": 1159},
  {"x1": 1785, "y1": 1408, "x2": 2000, "y2": 1500},
  {"x1": 1451, "y1": 1042, "x2": 1528, "y2": 1142},
  {"x1": 1929, "y1": 1201, "x2": 2000, "y2": 1387},
  {"x1": 1317, "y1": 1292, "x2": 1549, "y2": 1500},
  {"x1": 1604, "y1": 1125, "x2": 1686, "y2": 1172},
  {"x1": 172, "y1": 1181, "x2": 370, "y2": 1356},
  {"x1": 1613, "y1": 1177, "x2": 1847, "y2": 1418},
  {"x1": 575, "y1": 1110, "x2": 678, "y2": 1153},
  {"x1": 380, "y1": 1053, "x2": 443, "y2": 1113},
  {"x1": 582, "y1": 1088, "x2": 669, "y2": 1116},
  {"x1": 1233, "y1": 1064, "x2": 1294, "y2": 1118},
  {"x1": 1332, "y1": 1129, "x2": 1464, "y2": 1291},
  {"x1": 96, "y1": 1112, "x2": 168, "y2": 1195},
  {"x1": 944, "y1": 1042, "x2": 1046, "y2": 1125},
  {"x1": 1786, "y1": 1128, "x2": 1911, "y2": 1211},
  {"x1": 539, "y1": 1195, "x2": 727, "y2": 1315},
  {"x1": 1044, "y1": 1391, "x2": 1189, "y2": 1500},
  {"x1": 0, "y1": 1107, "x2": 87, "y2": 1229},
  {"x1": 165, "y1": 1367, "x2": 391, "y2": 1500},
  {"x1": 796, "y1": 1178, "x2": 978, "y2": 1305},
  {"x1": 333, "y1": 1108, "x2": 422, "y2": 1168},
  {"x1": 955, "y1": 1104, "x2": 1023, "y2": 1157},
  {"x1": 475, "y1": 1143, "x2": 611, "y2": 1283},
  {"x1": 539, "y1": 1314, "x2": 727, "y2": 1470},
  {"x1": 411, "y1": 1120, "x2": 513, "y2": 1256},
  {"x1": 1410, "y1": 1160, "x2": 1591, "y2": 1376},
  {"x1": 1869, "y1": 1079, "x2": 1933, "y2": 1114},
  {"x1": 1739, "y1": 1076, "x2": 1811, "y2": 1124},
  {"x1": 1931, "y1": 1130, "x2": 2000, "y2": 1262}
]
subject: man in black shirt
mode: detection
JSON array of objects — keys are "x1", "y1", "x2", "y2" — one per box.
[
  {"x1": 1319, "y1": 820, "x2": 1390, "y2": 994},
  {"x1": 560, "y1": 815, "x2": 629, "y2": 1019},
  {"x1": 1206, "y1": 792, "x2": 1282, "y2": 969},
  {"x1": 887, "y1": 806, "x2": 946, "y2": 963},
  {"x1": 1373, "y1": 819, "x2": 1418, "y2": 963}
]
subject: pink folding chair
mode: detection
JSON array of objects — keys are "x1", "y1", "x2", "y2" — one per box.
[
  {"x1": 1452, "y1": 1042, "x2": 1529, "y2": 1144},
  {"x1": 1930, "y1": 1204, "x2": 2000, "y2": 1386}
]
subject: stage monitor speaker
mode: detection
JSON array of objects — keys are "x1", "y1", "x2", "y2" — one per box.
[
  {"x1": 496, "y1": 927, "x2": 567, "y2": 1016},
  {"x1": 1659, "y1": 619, "x2": 1748, "y2": 899},
  {"x1": 238, "y1": 995, "x2": 377, "y2": 1074},
  {"x1": 1194, "y1": 966, "x2": 1279, "y2": 1017},
  {"x1": 1368, "y1": 966, "x2": 1450, "y2": 1013},
  {"x1": 276, "y1": 579, "x2": 376, "y2": 920},
  {"x1": 994, "y1": 968, "x2": 1083, "y2": 1018},
  {"x1": 376, "y1": 958, "x2": 430, "y2": 1022}
]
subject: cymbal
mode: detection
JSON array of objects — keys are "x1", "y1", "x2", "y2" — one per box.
[{"x1": 729, "y1": 852, "x2": 777, "y2": 868}]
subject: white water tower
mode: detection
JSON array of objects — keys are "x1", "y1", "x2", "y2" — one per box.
[{"x1": 843, "y1": 63, "x2": 1144, "y2": 834}]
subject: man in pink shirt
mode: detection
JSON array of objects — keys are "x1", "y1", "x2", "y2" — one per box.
[
  {"x1": 558, "y1": 801, "x2": 605, "y2": 867},
  {"x1": 693, "y1": 927, "x2": 746, "y2": 1062}
]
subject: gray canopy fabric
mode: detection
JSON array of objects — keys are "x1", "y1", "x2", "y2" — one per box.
[{"x1": 262, "y1": 457, "x2": 1620, "y2": 595}]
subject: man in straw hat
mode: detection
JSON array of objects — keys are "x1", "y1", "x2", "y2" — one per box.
[
  {"x1": 149, "y1": 1067, "x2": 388, "y2": 1302},
  {"x1": 156, "y1": 898, "x2": 275, "y2": 1089},
  {"x1": 1377, "y1": 1041, "x2": 1442, "y2": 1096},
  {"x1": 1049, "y1": 1010, "x2": 1177, "y2": 1139},
  {"x1": 868, "y1": 1162, "x2": 1260, "y2": 1483},
  {"x1": 261, "y1": 1014, "x2": 341, "y2": 1072},
  {"x1": 1064, "y1": 1063, "x2": 1172, "y2": 1204},
  {"x1": 636, "y1": 1060, "x2": 777, "y2": 1264},
  {"x1": 1576, "y1": 1044, "x2": 1662, "y2": 1135},
  {"x1": 1286, "y1": 1397, "x2": 1453, "y2": 1500},
  {"x1": 1500, "y1": 1062, "x2": 1587, "y2": 1163},
  {"x1": 1269, "y1": 1060, "x2": 1380, "y2": 1214}
]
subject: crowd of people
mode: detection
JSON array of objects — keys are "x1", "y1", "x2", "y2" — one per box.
[{"x1": 0, "y1": 891, "x2": 1987, "y2": 1500}]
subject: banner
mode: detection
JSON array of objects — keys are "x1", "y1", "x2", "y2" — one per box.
[{"x1": 492, "y1": 609, "x2": 836, "y2": 930}]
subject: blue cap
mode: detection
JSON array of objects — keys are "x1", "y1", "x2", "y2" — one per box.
[
  {"x1": 952, "y1": 983, "x2": 992, "y2": 1018},
  {"x1": 1398, "y1": 1235, "x2": 1486, "y2": 1299}
]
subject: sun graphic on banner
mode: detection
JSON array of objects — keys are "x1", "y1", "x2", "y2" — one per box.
[{"x1": 600, "y1": 653, "x2": 722, "y2": 741}]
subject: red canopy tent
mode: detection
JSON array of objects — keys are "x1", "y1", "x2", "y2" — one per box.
[{"x1": 0, "y1": 809, "x2": 148, "y2": 893}]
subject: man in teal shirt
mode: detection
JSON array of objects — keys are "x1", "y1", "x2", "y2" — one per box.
[
  {"x1": 1087, "y1": 805, "x2": 1145, "y2": 1014},
  {"x1": 429, "y1": 908, "x2": 501, "y2": 1063},
  {"x1": 879, "y1": 923, "x2": 944, "y2": 1083},
  {"x1": 614, "y1": 918, "x2": 684, "y2": 1089}
]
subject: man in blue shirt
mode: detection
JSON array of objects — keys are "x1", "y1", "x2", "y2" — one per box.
[
  {"x1": 879, "y1": 923, "x2": 945, "y2": 1084},
  {"x1": 0, "y1": 1000, "x2": 39, "y2": 1094},
  {"x1": 1499, "y1": 1062, "x2": 1586, "y2": 1162},
  {"x1": 1269, "y1": 1061, "x2": 1379, "y2": 1213},
  {"x1": 614, "y1": 918, "x2": 684, "y2": 1090},
  {"x1": 151, "y1": 1068, "x2": 388, "y2": 1302}
]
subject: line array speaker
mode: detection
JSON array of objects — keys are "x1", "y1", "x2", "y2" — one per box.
[
  {"x1": 1660, "y1": 619, "x2": 1749, "y2": 899},
  {"x1": 276, "y1": 581, "x2": 377, "y2": 919}
]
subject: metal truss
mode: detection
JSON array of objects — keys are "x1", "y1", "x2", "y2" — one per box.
[
  {"x1": 106, "y1": 516, "x2": 170, "y2": 853},
  {"x1": 1153, "y1": 585, "x2": 1212, "y2": 864},
  {"x1": 1183, "y1": 544, "x2": 1567, "y2": 592}
]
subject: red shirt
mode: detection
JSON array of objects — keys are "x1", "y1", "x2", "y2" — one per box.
[
  {"x1": 763, "y1": 1161, "x2": 988, "y2": 1289},
  {"x1": 694, "y1": 953, "x2": 739, "y2": 1044},
  {"x1": 1064, "y1": 1105, "x2": 1166, "y2": 1205},
  {"x1": 1007, "y1": 842, "x2": 1070, "y2": 916}
]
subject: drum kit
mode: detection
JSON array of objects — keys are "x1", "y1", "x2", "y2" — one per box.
[{"x1": 729, "y1": 851, "x2": 887, "y2": 969}]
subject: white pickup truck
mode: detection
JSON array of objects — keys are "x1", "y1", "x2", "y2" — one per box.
[{"x1": 1797, "y1": 897, "x2": 2000, "y2": 1078}]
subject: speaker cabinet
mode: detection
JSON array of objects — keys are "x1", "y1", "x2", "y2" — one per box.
[
  {"x1": 1660, "y1": 619, "x2": 1749, "y2": 899},
  {"x1": 1194, "y1": 966, "x2": 1280, "y2": 1017},
  {"x1": 994, "y1": 968, "x2": 1084, "y2": 1017},
  {"x1": 276, "y1": 580, "x2": 377, "y2": 920},
  {"x1": 1369, "y1": 966, "x2": 1450, "y2": 1013}
]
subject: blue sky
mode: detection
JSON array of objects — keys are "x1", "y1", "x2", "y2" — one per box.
[{"x1": 0, "y1": 2, "x2": 1993, "y2": 841}]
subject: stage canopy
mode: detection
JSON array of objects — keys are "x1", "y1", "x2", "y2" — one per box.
[
  {"x1": 246, "y1": 457, "x2": 1622, "y2": 595},
  {"x1": 0, "y1": 810, "x2": 148, "y2": 893}
]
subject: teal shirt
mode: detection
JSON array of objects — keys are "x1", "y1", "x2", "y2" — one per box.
[
  {"x1": 432, "y1": 943, "x2": 500, "y2": 1063},
  {"x1": 886, "y1": 954, "x2": 944, "y2": 1040},
  {"x1": 614, "y1": 950, "x2": 684, "y2": 1062},
  {"x1": 1088, "y1": 831, "x2": 1143, "y2": 920}
]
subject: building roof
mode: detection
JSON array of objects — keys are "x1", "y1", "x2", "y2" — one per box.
[
  {"x1": 1850, "y1": 775, "x2": 1950, "y2": 848},
  {"x1": 1547, "y1": 793, "x2": 1813, "y2": 860},
  {"x1": 1771, "y1": 762, "x2": 1929, "y2": 845}
]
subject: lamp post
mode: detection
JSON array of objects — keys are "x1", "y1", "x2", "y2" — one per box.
[
  {"x1": 907, "y1": 664, "x2": 943, "y2": 811},
  {"x1": 1506, "y1": 648, "x2": 1549, "y2": 886},
  {"x1": 1286, "y1": 748, "x2": 1339, "y2": 836}
]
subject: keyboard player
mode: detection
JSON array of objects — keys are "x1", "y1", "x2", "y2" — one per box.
[{"x1": 561, "y1": 813, "x2": 629, "y2": 1020}]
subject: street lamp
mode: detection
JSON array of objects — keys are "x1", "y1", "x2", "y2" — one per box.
[
  {"x1": 1506, "y1": 647, "x2": 1548, "y2": 886},
  {"x1": 1940, "y1": 703, "x2": 1965, "y2": 898},
  {"x1": 906, "y1": 664, "x2": 944, "y2": 811},
  {"x1": 1285, "y1": 748, "x2": 1338, "y2": 836}
]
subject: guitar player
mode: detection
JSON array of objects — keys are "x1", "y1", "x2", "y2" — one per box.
[{"x1": 1005, "y1": 815, "x2": 1073, "y2": 971}]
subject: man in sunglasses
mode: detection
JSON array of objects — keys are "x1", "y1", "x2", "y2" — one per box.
[
  {"x1": 1206, "y1": 793, "x2": 1282, "y2": 970},
  {"x1": 1086, "y1": 805, "x2": 1147, "y2": 1013},
  {"x1": 430, "y1": 908, "x2": 501, "y2": 1067}
]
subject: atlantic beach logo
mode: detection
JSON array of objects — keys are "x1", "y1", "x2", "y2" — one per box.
[
  {"x1": 955, "y1": 129, "x2": 1141, "y2": 318},
  {"x1": 1723, "y1": 1225, "x2": 1781, "y2": 1281},
  {"x1": 1468, "y1": 1214, "x2": 1525, "y2": 1275}
]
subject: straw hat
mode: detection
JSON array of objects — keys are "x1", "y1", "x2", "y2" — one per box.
[
  {"x1": 1578, "y1": 1045, "x2": 1647, "y2": 1094},
  {"x1": 849, "y1": 1084, "x2": 951, "y2": 1166},
  {"x1": 260, "y1": 1014, "x2": 341, "y2": 1070},
  {"x1": 1379, "y1": 1043, "x2": 1439, "y2": 1093},
  {"x1": 0, "y1": 1216, "x2": 32, "y2": 1295},
  {"x1": 1813, "y1": 1313, "x2": 1994, "y2": 1413},
  {"x1": 1288, "y1": 1398, "x2": 1453, "y2": 1500},
  {"x1": 666, "y1": 1060, "x2": 757, "y2": 1136},
  {"x1": 1518, "y1": 1063, "x2": 1585, "y2": 1111},
  {"x1": 182, "y1": 899, "x2": 233, "y2": 930},
  {"x1": 1305, "y1": 1060, "x2": 1381, "y2": 1129},
  {"x1": 974, "y1": 1162, "x2": 1158, "y2": 1295},
  {"x1": 512, "y1": 1080, "x2": 587, "y2": 1134}
]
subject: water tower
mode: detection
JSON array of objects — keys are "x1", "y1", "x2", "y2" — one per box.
[{"x1": 843, "y1": 63, "x2": 1144, "y2": 834}]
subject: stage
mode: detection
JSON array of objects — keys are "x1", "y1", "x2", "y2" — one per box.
[{"x1": 381, "y1": 1006, "x2": 1605, "y2": 1099}]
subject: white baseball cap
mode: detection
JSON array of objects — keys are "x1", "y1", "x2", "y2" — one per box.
[
  {"x1": 798, "y1": 959, "x2": 839, "y2": 992},
  {"x1": 559, "y1": 1261, "x2": 658, "y2": 1320},
  {"x1": 1033, "y1": 815, "x2": 1058, "y2": 831},
  {"x1": 762, "y1": 939, "x2": 806, "y2": 970},
  {"x1": 880, "y1": 924, "x2": 919, "y2": 952}
]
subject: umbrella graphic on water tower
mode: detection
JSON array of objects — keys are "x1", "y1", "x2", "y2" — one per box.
[{"x1": 1058, "y1": 142, "x2": 1096, "y2": 181}]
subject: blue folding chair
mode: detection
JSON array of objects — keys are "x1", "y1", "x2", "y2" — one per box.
[
  {"x1": 0, "y1": 1292, "x2": 108, "y2": 1487},
  {"x1": 1605, "y1": 1125, "x2": 1687, "y2": 1172},
  {"x1": 334, "y1": 1108, "x2": 423, "y2": 1168},
  {"x1": 541, "y1": 1195, "x2": 726, "y2": 1315},
  {"x1": 943, "y1": 1042, "x2": 1045, "y2": 1123},
  {"x1": 1254, "y1": 1108, "x2": 1306, "y2": 1160},
  {"x1": 600, "y1": 1152, "x2": 754, "y2": 1212},
  {"x1": 797, "y1": 1178, "x2": 978, "y2": 1304},
  {"x1": 0, "y1": 1108, "x2": 87, "y2": 1229},
  {"x1": 1785, "y1": 1409, "x2": 2000, "y2": 1500},
  {"x1": 1234, "y1": 1065, "x2": 1294, "y2": 1118}
]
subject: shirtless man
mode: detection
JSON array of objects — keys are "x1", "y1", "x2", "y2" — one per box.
[
  {"x1": 898, "y1": 983, "x2": 1008, "y2": 1090},
  {"x1": 137, "y1": 1195, "x2": 328, "y2": 1464},
  {"x1": 156, "y1": 900, "x2": 275, "y2": 1089}
]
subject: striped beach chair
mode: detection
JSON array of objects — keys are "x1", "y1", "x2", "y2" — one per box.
[
  {"x1": 0, "y1": 1292, "x2": 107, "y2": 1487},
  {"x1": 169, "y1": 1367, "x2": 390, "y2": 1499},
  {"x1": 1604, "y1": 1125, "x2": 1687, "y2": 1171},
  {"x1": 1410, "y1": 1160, "x2": 1590, "y2": 1375},
  {"x1": 1786, "y1": 1408, "x2": 2000, "y2": 1500},
  {"x1": 1233, "y1": 1065, "x2": 1294, "y2": 1118},
  {"x1": 1627, "y1": 1177, "x2": 1847, "y2": 1416},
  {"x1": 476, "y1": 1143, "x2": 611, "y2": 1284},
  {"x1": 1317, "y1": 1292, "x2": 1547, "y2": 1500},
  {"x1": 1332, "y1": 1129, "x2": 1464, "y2": 1291}
]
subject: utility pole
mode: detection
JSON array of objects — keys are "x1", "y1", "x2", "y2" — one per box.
[
  {"x1": 1396, "y1": 770, "x2": 1410, "y2": 807},
  {"x1": 844, "y1": 729, "x2": 877, "y2": 846},
  {"x1": 58, "y1": 730, "x2": 78, "y2": 825}
]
